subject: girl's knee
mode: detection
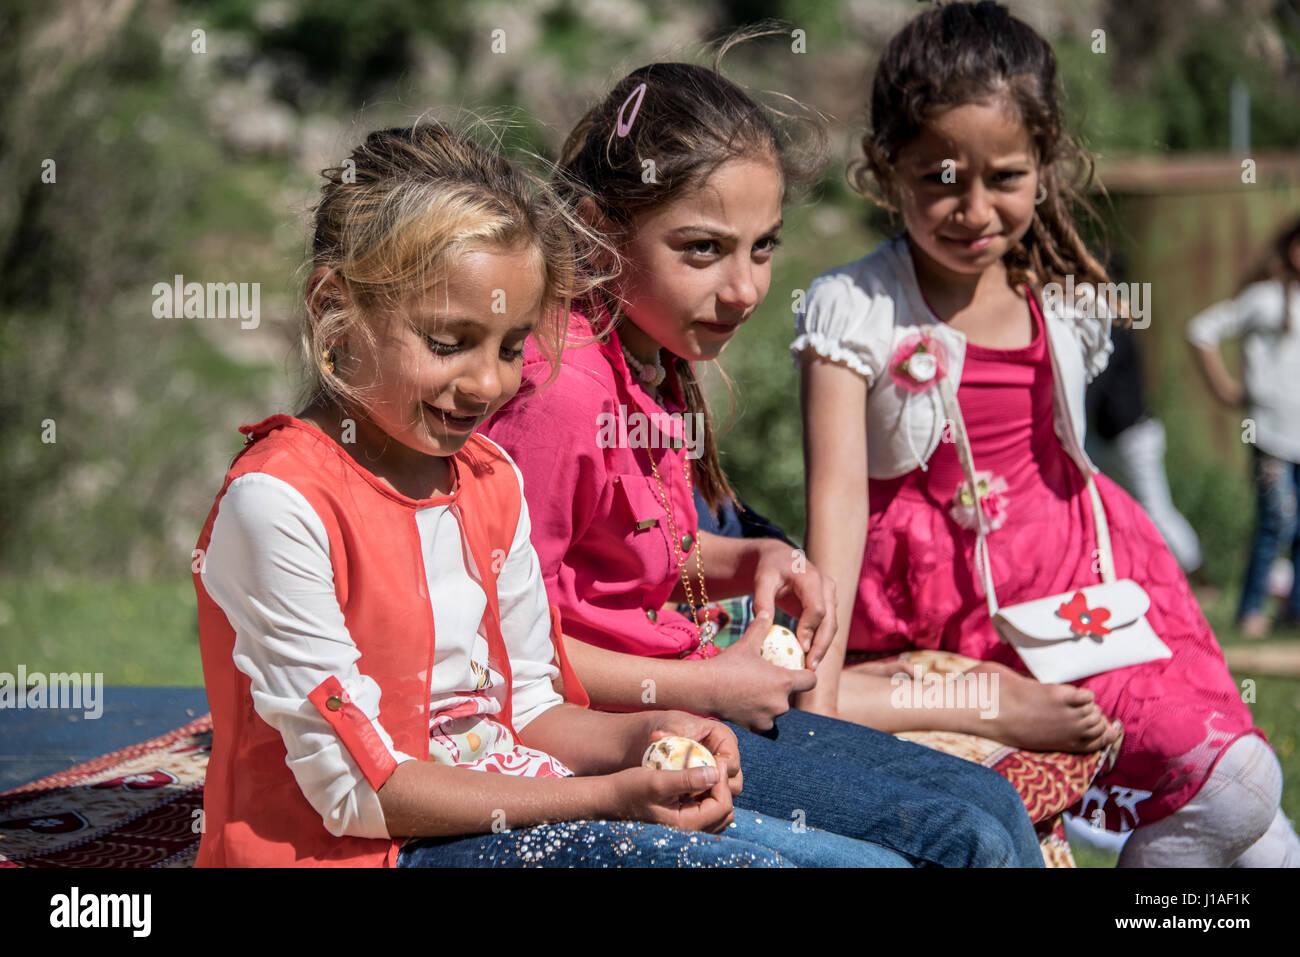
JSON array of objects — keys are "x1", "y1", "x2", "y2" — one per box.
[
  {"x1": 955, "y1": 807, "x2": 1024, "y2": 868},
  {"x1": 934, "y1": 769, "x2": 1041, "y2": 866},
  {"x1": 1171, "y1": 734, "x2": 1281, "y2": 851},
  {"x1": 946, "y1": 759, "x2": 1035, "y2": 830},
  {"x1": 1207, "y1": 735, "x2": 1283, "y2": 844},
  {"x1": 1232, "y1": 808, "x2": 1300, "y2": 867},
  {"x1": 1122, "y1": 735, "x2": 1283, "y2": 866}
]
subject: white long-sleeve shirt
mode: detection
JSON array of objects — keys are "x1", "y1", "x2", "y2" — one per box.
[
  {"x1": 1186, "y1": 279, "x2": 1300, "y2": 462},
  {"x1": 200, "y1": 453, "x2": 570, "y2": 840}
]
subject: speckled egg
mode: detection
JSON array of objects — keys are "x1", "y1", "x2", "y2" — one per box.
[
  {"x1": 760, "y1": 624, "x2": 805, "y2": 670},
  {"x1": 641, "y1": 735, "x2": 716, "y2": 796}
]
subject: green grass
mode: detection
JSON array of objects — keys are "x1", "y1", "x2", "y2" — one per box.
[
  {"x1": 1072, "y1": 842, "x2": 1121, "y2": 868},
  {"x1": 0, "y1": 577, "x2": 202, "y2": 685}
]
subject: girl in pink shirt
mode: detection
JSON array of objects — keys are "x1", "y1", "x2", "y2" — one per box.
[{"x1": 485, "y1": 46, "x2": 1045, "y2": 867}]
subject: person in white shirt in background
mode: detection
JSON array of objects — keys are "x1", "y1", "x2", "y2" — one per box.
[
  {"x1": 1187, "y1": 216, "x2": 1300, "y2": 639},
  {"x1": 1086, "y1": 324, "x2": 1203, "y2": 576}
]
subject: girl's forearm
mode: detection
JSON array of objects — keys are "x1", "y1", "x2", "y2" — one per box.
[
  {"x1": 1192, "y1": 344, "x2": 1242, "y2": 404},
  {"x1": 517, "y1": 703, "x2": 656, "y2": 775},
  {"x1": 796, "y1": 356, "x2": 871, "y2": 715},
  {"x1": 669, "y1": 531, "x2": 761, "y2": 601},
  {"x1": 562, "y1": 634, "x2": 716, "y2": 715},
  {"x1": 797, "y1": 515, "x2": 867, "y2": 712},
  {"x1": 377, "y1": 757, "x2": 613, "y2": 838}
]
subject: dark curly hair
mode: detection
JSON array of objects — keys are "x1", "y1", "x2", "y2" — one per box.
[{"x1": 849, "y1": 0, "x2": 1111, "y2": 297}]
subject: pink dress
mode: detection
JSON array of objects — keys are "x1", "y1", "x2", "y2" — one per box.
[{"x1": 852, "y1": 294, "x2": 1265, "y2": 830}]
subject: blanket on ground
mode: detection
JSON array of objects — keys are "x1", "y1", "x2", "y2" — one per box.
[
  {"x1": 0, "y1": 716, "x2": 208, "y2": 867},
  {"x1": 0, "y1": 649, "x2": 1119, "y2": 868}
]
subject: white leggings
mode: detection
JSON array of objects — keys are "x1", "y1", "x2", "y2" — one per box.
[{"x1": 1118, "y1": 734, "x2": 1300, "y2": 867}]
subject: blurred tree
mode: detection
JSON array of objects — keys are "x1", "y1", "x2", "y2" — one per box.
[
  {"x1": 1055, "y1": 0, "x2": 1300, "y2": 152},
  {"x1": 0, "y1": 0, "x2": 285, "y2": 578},
  {"x1": 191, "y1": 0, "x2": 474, "y2": 104}
]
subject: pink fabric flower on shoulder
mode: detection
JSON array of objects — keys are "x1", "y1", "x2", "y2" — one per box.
[
  {"x1": 949, "y1": 470, "x2": 1009, "y2": 532},
  {"x1": 889, "y1": 333, "x2": 949, "y2": 393}
]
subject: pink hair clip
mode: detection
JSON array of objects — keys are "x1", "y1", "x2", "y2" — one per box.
[{"x1": 616, "y1": 82, "x2": 648, "y2": 138}]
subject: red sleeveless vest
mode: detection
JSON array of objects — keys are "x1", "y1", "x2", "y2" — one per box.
[{"x1": 193, "y1": 416, "x2": 586, "y2": 867}]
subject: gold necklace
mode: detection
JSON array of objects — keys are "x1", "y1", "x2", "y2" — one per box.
[{"x1": 647, "y1": 446, "x2": 715, "y2": 655}]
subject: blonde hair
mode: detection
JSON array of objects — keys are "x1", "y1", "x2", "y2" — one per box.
[{"x1": 300, "y1": 119, "x2": 601, "y2": 410}]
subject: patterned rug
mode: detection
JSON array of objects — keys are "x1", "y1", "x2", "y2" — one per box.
[{"x1": 0, "y1": 716, "x2": 210, "y2": 868}]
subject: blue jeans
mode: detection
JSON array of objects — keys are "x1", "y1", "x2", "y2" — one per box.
[
  {"x1": 1238, "y1": 448, "x2": 1300, "y2": 621},
  {"x1": 395, "y1": 808, "x2": 910, "y2": 867},
  {"x1": 690, "y1": 501, "x2": 1039, "y2": 866},
  {"x1": 727, "y1": 708, "x2": 1044, "y2": 868}
]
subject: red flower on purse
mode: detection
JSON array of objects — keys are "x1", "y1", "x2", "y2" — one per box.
[{"x1": 1057, "y1": 591, "x2": 1112, "y2": 637}]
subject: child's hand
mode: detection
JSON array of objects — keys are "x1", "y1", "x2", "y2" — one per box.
[
  {"x1": 750, "y1": 539, "x2": 838, "y2": 670},
  {"x1": 645, "y1": 715, "x2": 743, "y2": 797},
  {"x1": 606, "y1": 759, "x2": 735, "y2": 834},
  {"x1": 705, "y1": 612, "x2": 816, "y2": 732}
]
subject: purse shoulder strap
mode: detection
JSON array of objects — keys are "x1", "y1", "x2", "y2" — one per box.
[
  {"x1": 928, "y1": 288, "x2": 1115, "y2": 618},
  {"x1": 1034, "y1": 285, "x2": 1116, "y2": 583},
  {"x1": 934, "y1": 372, "x2": 1001, "y2": 618}
]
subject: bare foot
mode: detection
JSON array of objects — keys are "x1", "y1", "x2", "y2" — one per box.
[
  {"x1": 845, "y1": 658, "x2": 917, "y2": 679},
  {"x1": 1239, "y1": 612, "x2": 1271, "y2": 640},
  {"x1": 959, "y1": 661, "x2": 1119, "y2": 753}
]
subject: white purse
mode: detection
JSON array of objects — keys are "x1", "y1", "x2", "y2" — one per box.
[{"x1": 931, "y1": 322, "x2": 1172, "y2": 684}]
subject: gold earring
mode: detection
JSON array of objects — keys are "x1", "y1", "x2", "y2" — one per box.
[{"x1": 321, "y1": 346, "x2": 337, "y2": 375}]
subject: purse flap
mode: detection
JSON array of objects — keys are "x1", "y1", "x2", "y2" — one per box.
[{"x1": 995, "y1": 579, "x2": 1151, "y2": 642}]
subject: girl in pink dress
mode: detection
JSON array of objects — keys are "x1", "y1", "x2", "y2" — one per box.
[{"x1": 795, "y1": 1, "x2": 1299, "y2": 866}]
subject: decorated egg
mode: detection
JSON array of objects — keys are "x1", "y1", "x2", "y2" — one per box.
[
  {"x1": 760, "y1": 624, "x2": 805, "y2": 670},
  {"x1": 642, "y1": 736, "x2": 717, "y2": 798}
]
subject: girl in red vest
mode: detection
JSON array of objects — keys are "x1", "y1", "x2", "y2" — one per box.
[{"x1": 192, "y1": 121, "x2": 911, "y2": 867}]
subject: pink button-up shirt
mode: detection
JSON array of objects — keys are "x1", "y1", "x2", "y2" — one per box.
[{"x1": 484, "y1": 305, "x2": 706, "y2": 659}]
